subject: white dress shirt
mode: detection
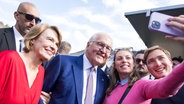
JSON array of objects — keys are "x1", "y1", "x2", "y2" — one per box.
[
  {"x1": 82, "y1": 54, "x2": 97, "y2": 104},
  {"x1": 13, "y1": 26, "x2": 24, "y2": 52},
  {"x1": 142, "y1": 74, "x2": 154, "y2": 80}
]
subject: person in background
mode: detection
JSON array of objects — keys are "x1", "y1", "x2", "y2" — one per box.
[
  {"x1": 172, "y1": 56, "x2": 183, "y2": 67},
  {"x1": 135, "y1": 49, "x2": 154, "y2": 80},
  {"x1": 57, "y1": 41, "x2": 71, "y2": 54},
  {"x1": 42, "y1": 41, "x2": 71, "y2": 70},
  {"x1": 0, "y1": 23, "x2": 62, "y2": 104},
  {"x1": 99, "y1": 50, "x2": 113, "y2": 78},
  {"x1": 101, "y1": 63, "x2": 111, "y2": 78},
  {"x1": 42, "y1": 41, "x2": 72, "y2": 68},
  {"x1": 0, "y1": 21, "x2": 4, "y2": 28},
  {"x1": 40, "y1": 32, "x2": 113, "y2": 104},
  {"x1": 0, "y1": 2, "x2": 41, "y2": 52}
]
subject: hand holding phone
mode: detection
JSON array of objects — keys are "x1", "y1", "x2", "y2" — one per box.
[{"x1": 148, "y1": 12, "x2": 184, "y2": 37}]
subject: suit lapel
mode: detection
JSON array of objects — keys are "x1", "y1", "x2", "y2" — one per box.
[
  {"x1": 94, "y1": 68, "x2": 109, "y2": 103},
  {"x1": 72, "y1": 55, "x2": 84, "y2": 104},
  {"x1": 4, "y1": 27, "x2": 16, "y2": 50}
]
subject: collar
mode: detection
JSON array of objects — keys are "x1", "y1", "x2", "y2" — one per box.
[
  {"x1": 83, "y1": 54, "x2": 97, "y2": 71},
  {"x1": 119, "y1": 78, "x2": 128, "y2": 85},
  {"x1": 13, "y1": 26, "x2": 24, "y2": 40}
]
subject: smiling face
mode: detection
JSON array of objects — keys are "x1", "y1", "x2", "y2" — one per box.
[
  {"x1": 31, "y1": 28, "x2": 59, "y2": 61},
  {"x1": 85, "y1": 33, "x2": 112, "y2": 67},
  {"x1": 146, "y1": 49, "x2": 172, "y2": 79},
  {"x1": 114, "y1": 50, "x2": 135, "y2": 80}
]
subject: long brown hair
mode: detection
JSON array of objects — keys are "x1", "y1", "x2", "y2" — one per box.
[{"x1": 106, "y1": 48, "x2": 137, "y2": 95}]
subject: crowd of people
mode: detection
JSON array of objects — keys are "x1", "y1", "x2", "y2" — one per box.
[{"x1": 0, "y1": 1, "x2": 184, "y2": 104}]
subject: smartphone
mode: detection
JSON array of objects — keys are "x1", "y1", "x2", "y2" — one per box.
[{"x1": 148, "y1": 12, "x2": 184, "y2": 37}]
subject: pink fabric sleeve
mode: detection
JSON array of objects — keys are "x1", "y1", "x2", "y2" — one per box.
[{"x1": 143, "y1": 61, "x2": 184, "y2": 99}]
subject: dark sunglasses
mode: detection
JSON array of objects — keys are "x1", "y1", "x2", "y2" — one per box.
[
  {"x1": 135, "y1": 58, "x2": 146, "y2": 64},
  {"x1": 17, "y1": 11, "x2": 41, "y2": 24}
]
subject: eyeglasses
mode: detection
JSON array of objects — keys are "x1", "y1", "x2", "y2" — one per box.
[
  {"x1": 17, "y1": 11, "x2": 41, "y2": 24},
  {"x1": 92, "y1": 41, "x2": 112, "y2": 53},
  {"x1": 135, "y1": 58, "x2": 146, "y2": 64}
]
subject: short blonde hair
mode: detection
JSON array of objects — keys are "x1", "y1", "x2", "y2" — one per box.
[
  {"x1": 144, "y1": 45, "x2": 171, "y2": 62},
  {"x1": 23, "y1": 23, "x2": 62, "y2": 52}
]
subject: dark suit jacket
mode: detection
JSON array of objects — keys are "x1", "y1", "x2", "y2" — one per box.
[
  {"x1": 151, "y1": 85, "x2": 184, "y2": 104},
  {"x1": 0, "y1": 27, "x2": 16, "y2": 52},
  {"x1": 42, "y1": 54, "x2": 110, "y2": 104}
]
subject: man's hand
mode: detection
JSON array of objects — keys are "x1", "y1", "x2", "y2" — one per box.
[{"x1": 40, "y1": 91, "x2": 51, "y2": 104}]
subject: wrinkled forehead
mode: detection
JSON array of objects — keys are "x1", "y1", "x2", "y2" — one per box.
[{"x1": 95, "y1": 35, "x2": 112, "y2": 46}]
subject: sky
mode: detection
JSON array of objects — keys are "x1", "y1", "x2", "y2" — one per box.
[{"x1": 0, "y1": 0, "x2": 183, "y2": 53}]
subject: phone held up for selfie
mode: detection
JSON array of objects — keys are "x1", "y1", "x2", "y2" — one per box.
[{"x1": 148, "y1": 12, "x2": 184, "y2": 37}]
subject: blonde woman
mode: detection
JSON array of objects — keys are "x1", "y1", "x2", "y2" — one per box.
[{"x1": 0, "y1": 23, "x2": 62, "y2": 103}]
